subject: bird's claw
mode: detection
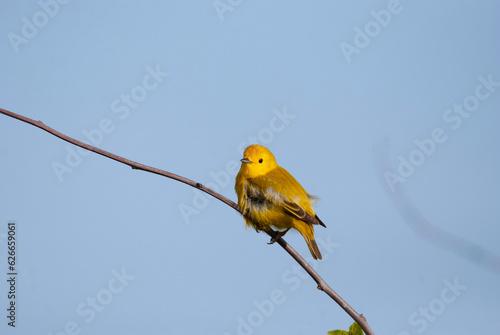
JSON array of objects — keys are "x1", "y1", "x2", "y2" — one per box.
[{"x1": 267, "y1": 228, "x2": 290, "y2": 244}]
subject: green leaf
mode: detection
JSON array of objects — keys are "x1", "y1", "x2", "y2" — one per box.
[
  {"x1": 327, "y1": 322, "x2": 364, "y2": 335},
  {"x1": 327, "y1": 330, "x2": 349, "y2": 335},
  {"x1": 349, "y1": 322, "x2": 364, "y2": 335}
]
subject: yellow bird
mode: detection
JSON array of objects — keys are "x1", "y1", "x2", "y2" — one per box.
[{"x1": 235, "y1": 144, "x2": 326, "y2": 260}]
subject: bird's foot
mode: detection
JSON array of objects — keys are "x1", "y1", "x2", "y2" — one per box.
[{"x1": 267, "y1": 228, "x2": 290, "y2": 244}]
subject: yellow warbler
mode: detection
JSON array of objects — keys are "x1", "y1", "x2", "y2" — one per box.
[{"x1": 235, "y1": 144, "x2": 326, "y2": 260}]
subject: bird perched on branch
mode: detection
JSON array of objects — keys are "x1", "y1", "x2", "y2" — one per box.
[{"x1": 235, "y1": 144, "x2": 326, "y2": 260}]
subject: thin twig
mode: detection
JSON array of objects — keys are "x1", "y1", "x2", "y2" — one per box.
[{"x1": 0, "y1": 107, "x2": 374, "y2": 335}]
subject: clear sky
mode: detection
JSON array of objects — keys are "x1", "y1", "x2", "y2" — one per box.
[{"x1": 1, "y1": 1, "x2": 499, "y2": 335}]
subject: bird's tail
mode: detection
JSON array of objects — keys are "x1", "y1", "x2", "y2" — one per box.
[
  {"x1": 305, "y1": 237, "x2": 322, "y2": 260},
  {"x1": 297, "y1": 223, "x2": 322, "y2": 260}
]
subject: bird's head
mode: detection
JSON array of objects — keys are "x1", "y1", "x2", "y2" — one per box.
[{"x1": 239, "y1": 145, "x2": 278, "y2": 178}]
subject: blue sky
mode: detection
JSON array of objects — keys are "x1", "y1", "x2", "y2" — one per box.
[{"x1": 1, "y1": 1, "x2": 499, "y2": 334}]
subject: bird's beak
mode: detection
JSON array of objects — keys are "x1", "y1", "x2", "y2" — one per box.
[{"x1": 240, "y1": 157, "x2": 252, "y2": 164}]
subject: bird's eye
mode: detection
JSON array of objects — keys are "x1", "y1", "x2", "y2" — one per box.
[{"x1": 259, "y1": 158, "x2": 263, "y2": 163}]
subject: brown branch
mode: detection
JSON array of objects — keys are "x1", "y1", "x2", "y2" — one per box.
[{"x1": 0, "y1": 107, "x2": 374, "y2": 335}]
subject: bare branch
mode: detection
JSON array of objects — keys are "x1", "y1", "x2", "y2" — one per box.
[{"x1": 0, "y1": 107, "x2": 374, "y2": 335}]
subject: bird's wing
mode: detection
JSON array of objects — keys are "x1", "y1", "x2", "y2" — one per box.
[
  {"x1": 249, "y1": 173, "x2": 327, "y2": 228},
  {"x1": 282, "y1": 200, "x2": 326, "y2": 227}
]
